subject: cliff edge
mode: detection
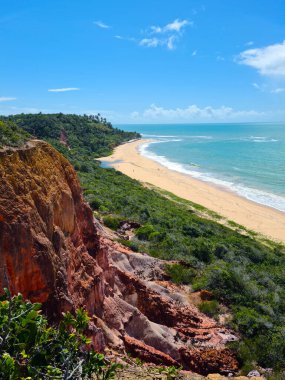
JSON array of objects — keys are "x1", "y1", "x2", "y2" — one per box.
[{"x1": 0, "y1": 141, "x2": 238, "y2": 375}]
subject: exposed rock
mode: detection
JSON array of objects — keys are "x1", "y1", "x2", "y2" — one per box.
[
  {"x1": 124, "y1": 335, "x2": 179, "y2": 366},
  {"x1": 114, "y1": 366, "x2": 205, "y2": 380},
  {"x1": 0, "y1": 141, "x2": 239, "y2": 375},
  {"x1": 117, "y1": 220, "x2": 141, "y2": 240},
  {"x1": 247, "y1": 371, "x2": 261, "y2": 378}
]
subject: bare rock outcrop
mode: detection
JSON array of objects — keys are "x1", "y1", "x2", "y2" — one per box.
[{"x1": 0, "y1": 141, "x2": 238, "y2": 374}]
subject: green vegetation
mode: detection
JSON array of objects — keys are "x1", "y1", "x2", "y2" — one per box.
[
  {"x1": 0, "y1": 113, "x2": 140, "y2": 159},
  {"x1": 147, "y1": 365, "x2": 182, "y2": 379},
  {"x1": 102, "y1": 215, "x2": 124, "y2": 230},
  {"x1": 0, "y1": 120, "x2": 30, "y2": 148},
  {"x1": 2, "y1": 113, "x2": 285, "y2": 371},
  {"x1": 0, "y1": 289, "x2": 120, "y2": 379},
  {"x1": 165, "y1": 263, "x2": 195, "y2": 284},
  {"x1": 198, "y1": 300, "x2": 220, "y2": 318}
]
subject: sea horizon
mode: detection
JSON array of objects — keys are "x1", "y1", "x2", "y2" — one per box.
[{"x1": 117, "y1": 122, "x2": 285, "y2": 213}]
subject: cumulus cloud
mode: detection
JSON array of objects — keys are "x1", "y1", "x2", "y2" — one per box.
[
  {"x1": 0, "y1": 97, "x2": 16, "y2": 102},
  {"x1": 94, "y1": 21, "x2": 110, "y2": 29},
  {"x1": 132, "y1": 104, "x2": 264, "y2": 122},
  {"x1": 48, "y1": 88, "x2": 80, "y2": 92},
  {"x1": 238, "y1": 40, "x2": 285, "y2": 76}
]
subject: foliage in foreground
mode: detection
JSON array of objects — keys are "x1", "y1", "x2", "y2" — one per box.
[{"x1": 0, "y1": 290, "x2": 120, "y2": 380}]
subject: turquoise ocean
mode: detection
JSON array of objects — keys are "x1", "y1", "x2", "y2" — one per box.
[{"x1": 117, "y1": 123, "x2": 285, "y2": 213}]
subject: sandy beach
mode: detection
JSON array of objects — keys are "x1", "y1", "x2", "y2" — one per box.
[{"x1": 100, "y1": 139, "x2": 285, "y2": 244}]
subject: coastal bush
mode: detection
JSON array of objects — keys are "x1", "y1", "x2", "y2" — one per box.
[
  {"x1": 0, "y1": 289, "x2": 120, "y2": 379},
  {"x1": 135, "y1": 224, "x2": 157, "y2": 240},
  {"x1": 165, "y1": 263, "x2": 195, "y2": 284},
  {"x1": 117, "y1": 239, "x2": 140, "y2": 252},
  {"x1": 0, "y1": 113, "x2": 140, "y2": 158},
  {"x1": 103, "y1": 215, "x2": 124, "y2": 230},
  {"x1": 0, "y1": 120, "x2": 30, "y2": 148},
  {"x1": 198, "y1": 300, "x2": 220, "y2": 318}
]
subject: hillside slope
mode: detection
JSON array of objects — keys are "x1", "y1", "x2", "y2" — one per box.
[
  {"x1": 2, "y1": 114, "x2": 285, "y2": 372},
  {"x1": 0, "y1": 139, "x2": 238, "y2": 374}
]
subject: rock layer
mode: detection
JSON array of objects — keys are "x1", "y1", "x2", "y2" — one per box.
[{"x1": 0, "y1": 141, "x2": 238, "y2": 374}]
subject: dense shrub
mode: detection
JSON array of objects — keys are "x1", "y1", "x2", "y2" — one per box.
[
  {"x1": 0, "y1": 120, "x2": 30, "y2": 148},
  {"x1": 0, "y1": 113, "x2": 140, "y2": 158},
  {"x1": 0, "y1": 289, "x2": 120, "y2": 379},
  {"x1": 135, "y1": 224, "x2": 157, "y2": 240},
  {"x1": 103, "y1": 215, "x2": 124, "y2": 230},
  {"x1": 198, "y1": 300, "x2": 220, "y2": 318},
  {"x1": 165, "y1": 264, "x2": 195, "y2": 284}
]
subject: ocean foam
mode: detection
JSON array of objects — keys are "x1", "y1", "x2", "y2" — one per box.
[
  {"x1": 241, "y1": 136, "x2": 279, "y2": 143},
  {"x1": 142, "y1": 134, "x2": 213, "y2": 140},
  {"x1": 139, "y1": 141, "x2": 285, "y2": 213}
]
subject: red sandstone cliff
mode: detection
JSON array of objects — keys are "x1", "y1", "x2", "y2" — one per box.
[{"x1": 0, "y1": 141, "x2": 238, "y2": 375}]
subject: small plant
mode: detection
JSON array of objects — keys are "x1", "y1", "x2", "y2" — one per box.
[
  {"x1": 198, "y1": 300, "x2": 220, "y2": 318},
  {"x1": 0, "y1": 289, "x2": 121, "y2": 379},
  {"x1": 134, "y1": 357, "x2": 144, "y2": 366},
  {"x1": 148, "y1": 365, "x2": 182, "y2": 379},
  {"x1": 103, "y1": 215, "x2": 124, "y2": 230},
  {"x1": 164, "y1": 365, "x2": 182, "y2": 380},
  {"x1": 135, "y1": 224, "x2": 157, "y2": 241}
]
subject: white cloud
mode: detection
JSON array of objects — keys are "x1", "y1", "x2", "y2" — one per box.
[
  {"x1": 139, "y1": 38, "x2": 160, "y2": 48},
  {"x1": 150, "y1": 26, "x2": 162, "y2": 34},
  {"x1": 252, "y1": 82, "x2": 285, "y2": 94},
  {"x1": 192, "y1": 50, "x2": 197, "y2": 56},
  {"x1": 48, "y1": 88, "x2": 80, "y2": 92},
  {"x1": 139, "y1": 36, "x2": 177, "y2": 50},
  {"x1": 245, "y1": 41, "x2": 254, "y2": 46},
  {"x1": 271, "y1": 87, "x2": 285, "y2": 94},
  {"x1": 238, "y1": 40, "x2": 285, "y2": 76},
  {"x1": 94, "y1": 21, "x2": 110, "y2": 29},
  {"x1": 132, "y1": 104, "x2": 264, "y2": 122},
  {"x1": 114, "y1": 35, "x2": 136, "y2": 42},
  {"x1": 151, "y1": 19, "x2": 192, "y2": 34},
  {"x1": 139, "y1": 18, "x2": 192, "y2": 50},
  {"x1": 0, "y1": 97, "x2": 16, "y2": 102},
  {"x1": 164, "y1": 19, "x2": 191, "y2": 32},
  {"x1": 167, "y1": 36, "x2": 176, "y2": 50},
  {"x1": 252, "y1": 82, "x2": 262, "y2": 90}
]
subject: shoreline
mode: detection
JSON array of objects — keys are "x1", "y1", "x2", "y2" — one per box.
[{"x1": 99, "y1": 139, "x2": 285, "y2": 244}]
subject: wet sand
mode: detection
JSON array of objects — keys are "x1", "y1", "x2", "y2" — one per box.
[{"x1": 99, "y1": 139, "x2": 285, "y2": 244}]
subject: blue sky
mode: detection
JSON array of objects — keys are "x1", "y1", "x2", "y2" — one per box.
[{"x1": 1, "y1": 0, "x2": 285, "y2": 123}]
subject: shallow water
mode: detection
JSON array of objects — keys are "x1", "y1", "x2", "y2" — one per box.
[{"x1": 117, "y1": 123, "x2": 285, "y2": 213}]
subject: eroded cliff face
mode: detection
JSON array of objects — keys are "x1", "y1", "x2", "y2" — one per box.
[{"x1": 0, "y1": 141, "x2": 238, "y2": 375}]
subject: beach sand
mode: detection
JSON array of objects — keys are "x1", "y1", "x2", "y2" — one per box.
[{"x1": 100, "y1": 139, "x2": 285, "y2": 244}]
